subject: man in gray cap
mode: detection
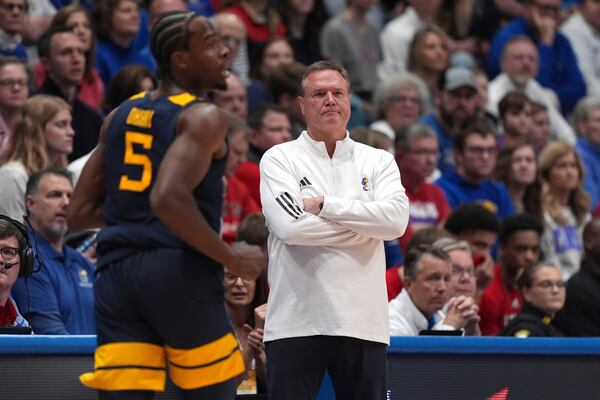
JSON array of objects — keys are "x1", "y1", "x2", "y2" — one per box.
[{"x1": 421, "y1": 66, "x2": 485, "y2": 173}]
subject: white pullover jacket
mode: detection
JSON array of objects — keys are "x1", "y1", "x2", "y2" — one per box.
[{"x1": 260, "y1": 131, "x2": 409, "y2": 344}]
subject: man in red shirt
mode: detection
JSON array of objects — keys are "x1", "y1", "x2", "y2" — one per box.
[
  {"x1": 395, "y1": 123, "x2": 452, "y2": 252},
  {"x1": 479, "y1": 214, "x2": 543, "y2": 335}
]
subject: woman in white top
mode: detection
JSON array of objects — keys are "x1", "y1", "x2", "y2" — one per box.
[
  {"x1": 0, "y1": 95, "x2": 74, "y2": 221},
  {"x1": 539, "y1": 141, "x2": 591, "y2": 281}
]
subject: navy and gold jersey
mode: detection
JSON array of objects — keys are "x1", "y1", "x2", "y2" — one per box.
[{"x1": 97, "y1": 92, "x2": 226, "y2": 266}]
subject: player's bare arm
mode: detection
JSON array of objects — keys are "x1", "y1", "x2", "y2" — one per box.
[{"x1": 150, "y1": 103, "x2": 263, "y2": 280}]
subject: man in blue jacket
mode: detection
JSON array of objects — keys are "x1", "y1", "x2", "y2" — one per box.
[
  {"x1": 486, "y1": 0, "x2": 585, "y2": 114},
  {"x1": 11, "y1": 168, "x2": 95, "y2": 335},
  {"x1": 435, "y1": 117, "x2": 515, "y2": 220},
  {"x1": 574, "y1": 96, "x2": 600, "y2": 214}
]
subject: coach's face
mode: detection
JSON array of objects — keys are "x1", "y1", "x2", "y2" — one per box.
[{"x1": 299, "y1": 69, "x2": 351, "y2": 140}]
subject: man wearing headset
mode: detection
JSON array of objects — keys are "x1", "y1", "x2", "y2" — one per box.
[{"x1": 0, "y1": 216, "x2": 30, "y2": 329}]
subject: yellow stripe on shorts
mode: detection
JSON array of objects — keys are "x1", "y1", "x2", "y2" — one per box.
[
  {"x1": 166, "y1": 332, "x2": 246, "y2": 390},
  {"x1": 80, "y1": 342, "x2": 166, "y2": 391}
]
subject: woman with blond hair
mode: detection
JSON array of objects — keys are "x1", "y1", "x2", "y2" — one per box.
[
  {"x1": 494, "y1": 140, "x2": 543, "y2": 221},
  {"x1": 539, "y1": 141, "x2": 591, "y2": 281},
  {"x1": 407, "y1": 26, "x2": 450, "y2": 102},
  {"x1": 0, "y1": 95, "x2": 74, "y2": 221}
]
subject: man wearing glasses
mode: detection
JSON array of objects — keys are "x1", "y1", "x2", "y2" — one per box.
[
  {"x1": 0, "y1": 0, "x2": 27, "y2": 60},
  {"x1": 435, "y1": 117, "x2": 515, "y2": 219},
  {"x1": 0, "y1": 217, "x2": 30, "y2": 329},
  {"x1": 486, "y1": 0, "x2": 585, "y2": 115}
]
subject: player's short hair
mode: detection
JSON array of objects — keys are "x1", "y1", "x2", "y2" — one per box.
[{"x1": 151, "y1": 11, "x2": 197, "y2": 81}]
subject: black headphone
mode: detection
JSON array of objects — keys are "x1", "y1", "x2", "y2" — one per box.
[{"x1": 0, "y1": 215, "x2": 34, "y2": 278}]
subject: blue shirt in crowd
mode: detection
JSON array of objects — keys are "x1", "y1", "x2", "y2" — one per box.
[
  {"x1": 486, "y1": 17, "x2": 585, "y2": 114},
  {"x1": 95, "y1": 39, "x2": 157, "y2": 89},
  {"x1": 435, "y1": 169, "x2": 515, "y2": 219},
  {"x1": 11, "y1": 230, "x2": 95, "y2": 335},
  {"x1": 420, "y1": 113, "x2": 454, "y2": 173},
  {"x1": 577, "y1": 136, "x2": 600, "y2": 212}
]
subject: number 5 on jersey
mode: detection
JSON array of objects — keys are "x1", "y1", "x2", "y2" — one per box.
[{"x1": 119, "y1": 131, "x2": 153, "y2": 192}]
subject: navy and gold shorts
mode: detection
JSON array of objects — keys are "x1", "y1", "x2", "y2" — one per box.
[{"x1": 80, "y1": 248, "x2": 244, "y2": 393}]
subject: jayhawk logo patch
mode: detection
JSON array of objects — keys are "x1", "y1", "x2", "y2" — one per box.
[{"x1": 361, "y1": 176, "x2": 370, "y2": 191}]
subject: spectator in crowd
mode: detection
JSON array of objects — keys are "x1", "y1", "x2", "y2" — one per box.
[
  {"x1": 275, "y1": 0, "x2": 327, "y2": 65},
  {"x1": 555, "y1": 218, "x2": 600, "y2": 336},
  {"x1": 487, "y1": 0, "x2": 586, "y2": 115},
  {"x1": 350, "y1": 126, "x2": 392, "y2": 152},
  {"x1": 92, "y1": 0, "x2": 156, "y2": 88},
  {"x1": 224, "y1": 268, "x2": 265, "y2": 393},
  {"x1": 573, "y1": 97, "x2": 600, "y2": 214},
  {"x1": 494, "y1": 140, "x2": 543, "y2": 221},
  {"x1": 370, "y1": 72, "x2": 429, "y2": 142},
  {"x1": 21, "y1": 0, "x2": 55, "y2": 63},
  {"x1": 0, "y1": 56, "x2": 28, "y2": 156},
  {"x1": 385, "y1": 227, "x2": 453, "y2": 302},
  {"x1": 395, "y1": 123, "x2": 451, "y2": 251},
  {"x1": 320, "y1": 0, "x2": 381, "y2": 102},
  {"x1": 11, "y1": 168, "x2": 95, "y2": 334},
  {"x1": 444, "y1": 203, "x2": 501, "y2": 300},
  {"x1": 247, "y1": 37, "x2": 294, "y2": 110},
  {"x1": 37, "y1": 27, "x2": 103, "y2": 162},
  {"x1": 146, "y1": 0, "x2": 188, "y2": 29},
  {"x1": 389, "y1": 244, "x2": 480, "y2": 336},
  {"x1": 210, "y1": 72, "x2": 248, "y2": 121},
  {"x1": 0, "y1": 0, "x2": 27, "y2": 60},
  {"x1": 561, "y1": 0, "x2": 600, "y2": 97},
  {"x1": 473, "y1": 68, "x2": 490, "y2": 110},
  {"x1": 267, "y1": 61, "x2": 306, "y2": 138},
  {"x1": 37, "y1": 5, "x2": 104, "y2": 113},
  {"x1": 539, "y1": 141, "x2": 591, "y2": 281},
  {"x1": 436, "y1": 117, "x2": 515, "y2": 219},
  {"x1": 0, "y1": 95, "x2": 73, "y2": 221},
  {"x1": 222, "y1": 114, "x2": 260, "y2": 244},
  {"x1": 421, "y1": 66, "x2": 482, "y2": 173},
  {"x1": 497, "y1": 92, "x2": 532, "y2": 145},
  {"x1": 434, "y1": 238, "x2": 477, "y2": 300},
  {"x1": 223, "y1": 0, "x2": 287, "y2": 64},
  {"x1": 479, "y1": 214, "x2": 543, "y2": 335},
  {"x1": 501, "y1": 262, "x2": 565, "y2": 337},
  {"x1": 407, "y1": 26, "x2": 450, "y2": 102},
  {"x1": 0, "y1": 217, "x2": 30, "y2": 330},
  {"x1": 102, "y1": 64, "x2": 156, "y2": 114},
  {"x1": 378, "y1": 0, "x2": 442, "y2": 80},
  {"x1": 529, "y1": 101, "x2": 550, "y2": 152},
  {"x1": 260, "y1": 60, "x2": 408, "y2": 399},
  {"x1": 486, "y1": 36, "x2": 575, "y2": 145},
  {"x1": 238, "y1": 214, "x2": 269, "y2": 394},
  {"x1": 434, "y1": 237, "x2": 482, "y2": 335},
  {"x1": 235, "y1": 104, "x2": 291, "y2": 206},
  {"x1": 211, "y1": 12, "x2": 249, "y2": 84},
  {"x1": 437, "y1": 1, "x2": 503, "y2": 60}
]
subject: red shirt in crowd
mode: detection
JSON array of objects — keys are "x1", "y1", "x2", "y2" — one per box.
[
  {"x1": 479, "y1": 264, "x2": 524, "y2": 336},
  {"x1": 399, "y1": 182, "x2": 452, "y2": 251},
  {"x1": 386, "y1": 266, "x2": 403, "y2": 302},
  {"x1": 222, "y1": 175, "x2": 261, "y2": 244}
]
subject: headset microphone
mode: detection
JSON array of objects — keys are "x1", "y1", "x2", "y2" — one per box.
[{"x1": 3, "y1": 261, "x2": 18, "y2": 270}]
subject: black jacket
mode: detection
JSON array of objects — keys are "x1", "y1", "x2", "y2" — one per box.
[
  {"x1": 554, "y1": 258, "x2": 600, "y2": 337},
  {"x1": 500, "y1": 302, "x2": 563, "y2": 337}
]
